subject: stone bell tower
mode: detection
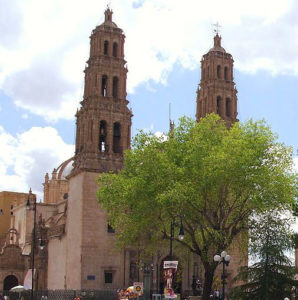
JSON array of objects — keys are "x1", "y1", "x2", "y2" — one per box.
[
  {"x1": 72, "y1": 7, "x2": 132, "y2": 175},
  {"x1": 65, "y1": 8, "x2": 132, "y2": 290},
  {"x1": 196, "y1": 33, "x2": 238, "y2": 125}
]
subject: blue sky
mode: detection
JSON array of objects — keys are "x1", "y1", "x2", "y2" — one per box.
[{"x1": 0, "y1": 0, "x2": 297, "y2": 197}]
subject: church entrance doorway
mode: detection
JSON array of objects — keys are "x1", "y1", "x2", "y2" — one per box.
[
  {"x1": 3, "y1": 275, "x2": 18, "y2": 291},
  {"x1": 159, "y1": 256, "x2": 182, "y2": 295}
]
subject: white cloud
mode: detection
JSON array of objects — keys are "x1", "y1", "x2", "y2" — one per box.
[
  {"x1": 0, "y1": 0, "x2": 23, "y2": 48},
  {"x1": 3, "y1": 54, "x2": 78, "y2": 121},
  {"x1": 0, "y1": 0, "x2": 297, "y2": 121},
  {"x1": 0, "y1": 126, "x2": 74, "y2": 199},
  {"x1": 155, "y1": 131, "x2": 168, "y2": 142}
]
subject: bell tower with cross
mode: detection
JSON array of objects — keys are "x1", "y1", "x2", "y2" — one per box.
[
  {"x1": 196, "y1": 24, "x2": 238, "y2": 125},
  {"x1": 65, "y1": 8, "x2": 132, "y2": 290},
  {"x1": 71, "y1": 6, "x2": 132, "y2": 175}
]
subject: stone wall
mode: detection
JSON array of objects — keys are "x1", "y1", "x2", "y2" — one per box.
[
  {"x1": 47, "y1": 236, "x2": 67, "y2": 289},
  {"x1": 0, "y1": 244, "x2": 28, "y2": 290}
]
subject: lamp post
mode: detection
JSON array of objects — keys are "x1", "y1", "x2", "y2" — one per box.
[
  {"x1": 169, "y1": 219, "x2": 184, "y2": 260},
  {"x1": 165, "y1": 219, "x2": 184, "y2": 298},
  {"x1": 214, "y1": 251, "x2": 231, "y2": 300},
  {"x1": 140, "y1": 262, "x2": 154, "y2": 300},
  {"x1": 26, "y1": 189, "x2": 37, "y2": 300},
  {"x1": 291, "y1": 286, "x2": 296, "y2": 300}
]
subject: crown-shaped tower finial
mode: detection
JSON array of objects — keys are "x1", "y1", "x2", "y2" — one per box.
[
  {"x1": 214, "y1": 34, "x2": 221, "y2": 47},
  {"x1": 104, "y1": 6, "x2": 113, "y2": 22}
]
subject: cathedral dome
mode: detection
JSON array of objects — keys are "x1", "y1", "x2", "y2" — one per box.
[{"x1": 56, "y1": 157, "x2": 74, "y2": 180}]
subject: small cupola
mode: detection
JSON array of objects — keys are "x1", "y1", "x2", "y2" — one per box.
[
  {"x1": 209, "y1": 33, "x2": 226, "y2": 53},
  {"x1": 214, "y1": 34, "x2": 221, "y2": 47},
  {"x1": 100, "y1": 7, "x2": 118, "y2": 28},
  {"x1": 105, "y1": 7, "x2": 113, "y2": 22}
]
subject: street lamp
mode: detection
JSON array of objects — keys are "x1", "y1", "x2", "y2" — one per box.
[
  {"x1": 169, "y1": 219, "x2": 184, "y2": 260},
  {"x1": 291, "y1": 286, "x2": 296, "y2": 299},
  {"x1": 140, "y1": 262, "x2": 154, "y2": 300},
  {"x1": 214, "y1": 251, "x2": 231, "y2": 300},
  {"x1": 26, "y1": 189, "x2": 44, "y2": 300},
  {"x1": 39, "y1": 239, "x2": 46, "y2": 250}
]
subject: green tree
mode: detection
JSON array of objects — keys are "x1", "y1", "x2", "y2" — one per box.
[
  {"x1": 230, "y1": 210, "x2": 298, "y2": 300},
  {"x1": 97, "y1": 114, "x2": 297, "y2": 300}
]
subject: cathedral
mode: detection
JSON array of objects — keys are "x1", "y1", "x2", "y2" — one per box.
[{"x1": 0, "y1": 7, "x2": 243, "y2": 296}]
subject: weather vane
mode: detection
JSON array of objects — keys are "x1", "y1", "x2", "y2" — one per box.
[
  {"x1": 107, "y1": 0, "x2": 112, "y2": 9},
  {"x1": 213, "y1": 22, "x2": 221, "y2": 35}
]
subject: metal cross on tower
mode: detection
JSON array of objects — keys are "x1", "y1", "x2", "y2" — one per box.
[
  {"x1": 213, "y1": 22, "x2": 222, "y2": 35},
  {"x1": 106, "y1": 0, "x2": 112, "y2": 9}
]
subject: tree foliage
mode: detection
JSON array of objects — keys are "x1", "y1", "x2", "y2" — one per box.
[
  {"x1": 97, "y1": 114, "x2": 297, "y2": 299},
  {"x1": 230, "y1": 210, "x2": 298, "y2": 300}
]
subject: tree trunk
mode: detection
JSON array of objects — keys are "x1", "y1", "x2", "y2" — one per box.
[{"x1": 201, "y1": 267, "x2": 215, "y2": 300}]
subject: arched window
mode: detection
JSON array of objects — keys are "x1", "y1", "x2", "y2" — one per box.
[
  {"x1": 217, "y1": 65, "x2": 221, "y2": 79},
  {"x1": 104, "y1": 40, "x2": 109, "y2": 55},
  {"x1": 112, "y1": 77, "x2": 118, "y2": 98},
  {"x1": 217, "y1": 96, "x2": 222, "y2": 116},
  {"x1": 113, "y1": 122, "x2": 121, "y2": 153},
  {"x1": 99, "y1": 121, "x2": 107, "y2": 152},
  {"x1": 130, "y1": 262, "x2": 138, "y2": 281},
  {"x1": 101, "y1": 75, "x2": 108, "y2": 97},
  {"x1": 226, "y1": 98, "x2": 231, "y2": 117},
  {"x1": 224, "y1": 66, "x2": 229, "y2": 80},
  {"x1": 113, "y1": 42, "x2": 118, "y2": 57}
]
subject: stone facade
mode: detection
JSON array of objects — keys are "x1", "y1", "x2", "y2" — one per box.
[
  {"x1": 0, "y1": 226, "x2": 31, "y2": 291},
  {"x1": 0, "y1": 193, "x2": 31, "y2": 292},
  {"x1": 65, "y1": 171, "x2": 126, "y2": 289},
  {"x1": 0, "y1": 243, "x2": 28, "y2": 291},
  {"x1": 63, "y1": 8, "x2": 133, "y2": 289},
  {"x1": 1, "y1": 7, "x2": 249, "y2": 296},
  {"x1": 0, "y1": 192, "x2": 31, "y2": 247}
]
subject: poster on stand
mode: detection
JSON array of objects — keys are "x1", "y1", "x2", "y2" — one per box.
[
  {"x1": 133, "y1": 282, "x2": 144, "y2": 296},
  {"x1": 163, "y1": 261, "x2": 178, "y2": 299}
]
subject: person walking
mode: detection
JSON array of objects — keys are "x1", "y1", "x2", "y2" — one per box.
[{"x1": 214, "y1": 290, "x2": 220, "y2": 300}]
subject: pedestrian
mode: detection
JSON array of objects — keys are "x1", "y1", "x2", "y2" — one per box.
[{"x1": 214, "y1": 290, "x2": 220, "y2": 300}]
